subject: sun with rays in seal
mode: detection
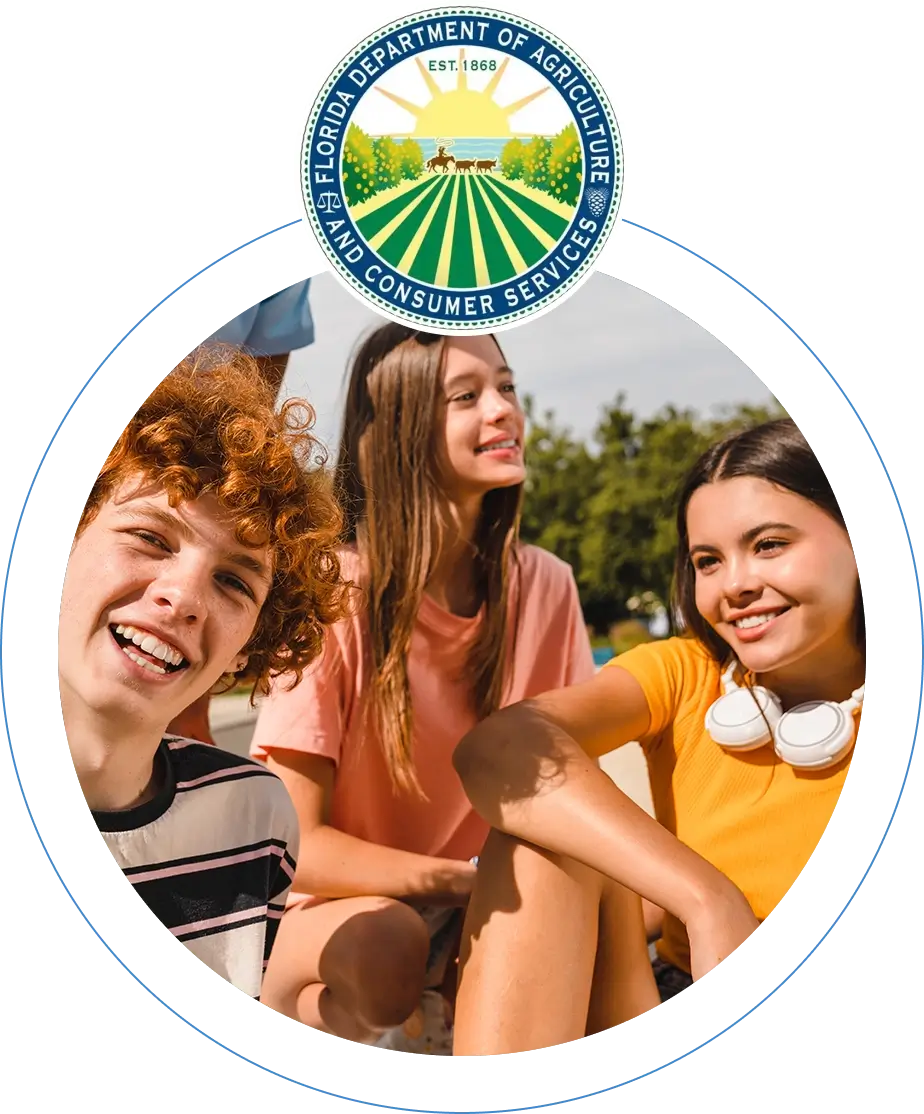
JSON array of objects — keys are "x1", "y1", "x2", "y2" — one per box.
[
  {"x1": 333, "y1": 40, "x2": 600, "y2": 296},
  {"x1": 375, "y1": 49, "x2": 550, "y2": 138}
]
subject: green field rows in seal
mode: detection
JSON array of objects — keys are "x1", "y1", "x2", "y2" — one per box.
[
  {"x1": 407, "y1": 178, "x2": 459, "y2": 284},
  {"x1": 472, "y1": 179, "x2": 548, "y2": 271},
  {"x1": 469, "y1": 183, "x2": 517, "y2": 284},
  {"x1": 349, "y1": 172, "x2": 573, "y2": 289},
  {"x1": 354, "y1": 177, "x2": 442, "y2": 240},
  {"x1": 375, "y1": 181, "x2": 448, "y2": 269},
  {"x1": 448, "y1": 179, "x2": 477, "y2": 289},
  {"x1": 480, "y1": 176, "x2": 571, "y2": 240}
]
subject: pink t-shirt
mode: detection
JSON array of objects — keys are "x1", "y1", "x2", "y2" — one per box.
[{"x1": 250, "y1": 545, "x2": 593, "y2": 862}]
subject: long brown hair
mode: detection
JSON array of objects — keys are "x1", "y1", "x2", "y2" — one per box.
[
  {"x1": 335, "y1": 323, "x2": 523, "y2": 793},
  {"x1": 671, "y1": 418, "x2": 865, "y2": 663}
]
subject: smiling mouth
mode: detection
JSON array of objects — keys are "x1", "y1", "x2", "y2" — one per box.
[
  {"x1": 730, "y1": 607, "x2": 791, "y2": 630},
  {"x1": 110, "y1": 624, "x2": 189, "y2": 676},
  {"x1": 475, "y1": 439, "x2": 519, "y2": 454}
]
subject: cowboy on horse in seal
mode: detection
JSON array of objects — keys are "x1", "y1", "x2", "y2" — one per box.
[{"x1": 426, "y1": 145, "x2": 455, "y2": 173}]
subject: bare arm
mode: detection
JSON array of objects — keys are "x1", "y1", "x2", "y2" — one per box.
[
  {"x1": 268, "y1": 749, "x2": 475, "y2": 903},
  {"x1": 453, "y1": 666, "x2": 759, "y2": 978}
]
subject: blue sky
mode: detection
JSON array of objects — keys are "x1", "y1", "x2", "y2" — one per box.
[{"x1": 279, "y1": 272, "x2": 774, "y2": 453}]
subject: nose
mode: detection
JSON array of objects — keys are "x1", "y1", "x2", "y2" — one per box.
[
  {"x1": 150, "y1": 556, "x2": 210, "y2": 624},
  {"x1": 484, "y1": 385, "x2": 516, "y2": 422},
  {"x1": 721, "y1": 554, "x2": 763, "y2": 602}
]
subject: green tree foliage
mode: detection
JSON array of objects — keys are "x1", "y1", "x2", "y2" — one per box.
[
  {"x1": 500, "y1": 138, "x2": 526, "y2": 180},
  {"x1": 520, "y1": 396, "x2": 598, "y2": 581},
  {"x1": 521, "y1": 136, "x2": 552, "y2": 191},
  {"x1": 345, "y1": 133, "x2": 422, "y2": 199},
  {"x1": 373, "y1": 137, "x2": 404, "y2": 190},
  {"x1": 398, "y1": 138, "x2": 424, "y2": 180},
  {"x1": 546, "y1": 123, "x2": 582, "y2": 204},
  {"x1": 519, "y1": 395, "x2": 788, "y2": 632},
  {"x1": 342, "y1": 124, "x2": 377, "y2": 205}
]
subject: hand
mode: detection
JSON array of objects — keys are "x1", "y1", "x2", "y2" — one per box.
[
  {"x1": 413, "y1": 859, "x2": 478, "y2": 906},
  {"x1": 685, "y1": 887, "x2": 760, "y2": 982}
]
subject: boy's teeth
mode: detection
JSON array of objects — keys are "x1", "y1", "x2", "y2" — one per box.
[
  {"x1": 115, "y1": 624, "x2": 184, "y2": 666},
  {"x1": 121, "y1": 647, "x2": 167, "y2": 675}
]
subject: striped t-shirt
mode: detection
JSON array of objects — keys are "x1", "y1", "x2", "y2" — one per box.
[{"x1": 94, "y1": 736, "x2": 299, "y2": 998}]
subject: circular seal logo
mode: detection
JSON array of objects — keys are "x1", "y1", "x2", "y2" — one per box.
[{"x1": 301, "y1": 8, "x2": 623, "y2": 331}]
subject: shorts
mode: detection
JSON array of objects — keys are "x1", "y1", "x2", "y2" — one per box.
[
  {"x1": 651, "y1": 956, "x2": 694, "y2": 1001},
  {"x1": 412, "y1": 904, "x2": 465, "y2": 989},
  {"x1": 284, "y1": 892, "x2": 464, "y2": 988},
  {"x1": 375, "y1": 905, "x2": 461, "y2": 1055}
]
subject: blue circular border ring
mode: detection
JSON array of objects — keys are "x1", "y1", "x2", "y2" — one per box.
[{"x1": 1, "y1": 223, "x2": 913, "y2": 1105}]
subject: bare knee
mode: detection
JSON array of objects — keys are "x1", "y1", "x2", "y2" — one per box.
[
  {"x1": 325, "y1": 901, "x2": 430, "y2": 1031},
  {"x1": 478, "y1": 829, "x2": 604, "y2": 906},
  {"x1": 642, "y1": 898, "x2": 664, "y2": 942},
  {"x1": 460, "y1": 829, "x2": 604, "y2": 975}
]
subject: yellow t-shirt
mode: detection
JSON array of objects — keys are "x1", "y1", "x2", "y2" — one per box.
[{"x1": 609, "y1": 637, "x2": 855, "y2": 973}]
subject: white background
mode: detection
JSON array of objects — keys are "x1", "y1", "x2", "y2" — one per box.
[{"x1": 0, "y1": 260, "x2": 918, "y2": 1069}]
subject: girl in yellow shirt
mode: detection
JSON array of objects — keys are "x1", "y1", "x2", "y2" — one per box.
[{"x1": 452, "y1": 418, "x2": 864, "y2": 1053}]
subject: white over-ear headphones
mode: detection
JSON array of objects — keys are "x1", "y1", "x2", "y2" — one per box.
[{"x1": 704, "y1": 660, "x2": 864, "y2": 770}]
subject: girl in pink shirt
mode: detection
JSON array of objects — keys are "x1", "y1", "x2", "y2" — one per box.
[{"x1": 251, "y1": 324, "x2": 593, "y2": 1047}]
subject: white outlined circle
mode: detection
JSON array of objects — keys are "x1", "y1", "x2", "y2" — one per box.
[{"x1": 3, "y1": 256, "x2": 913, "y2": 1091}]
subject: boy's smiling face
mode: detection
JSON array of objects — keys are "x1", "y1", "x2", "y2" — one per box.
[{"x1": 59, "y1": 477, "x2": 272, "y2": 731}]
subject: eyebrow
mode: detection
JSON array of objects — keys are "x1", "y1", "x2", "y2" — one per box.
[
  {"x1": 689, "y1": 521, "x2": 797, "y2": 555},
  {"x1": 444, "y1": 365, "x2": 515, "y2": 391},
  {"x1": 119, "y1": 503, "x2": 272, "y2": 583}
]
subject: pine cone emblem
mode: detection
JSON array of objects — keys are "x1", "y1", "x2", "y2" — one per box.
[{"x1": 586, "y1": 187, "x2": 608, "y2": 217}]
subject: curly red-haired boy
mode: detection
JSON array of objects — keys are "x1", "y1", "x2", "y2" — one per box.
[{"x1": 58, "y1": 347, "x2": 349, "y2": 998}]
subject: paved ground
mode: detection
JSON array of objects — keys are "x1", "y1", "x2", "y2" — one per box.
[{"x1": 210, "y1": 693, "x2": 655, "y2": 816}]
